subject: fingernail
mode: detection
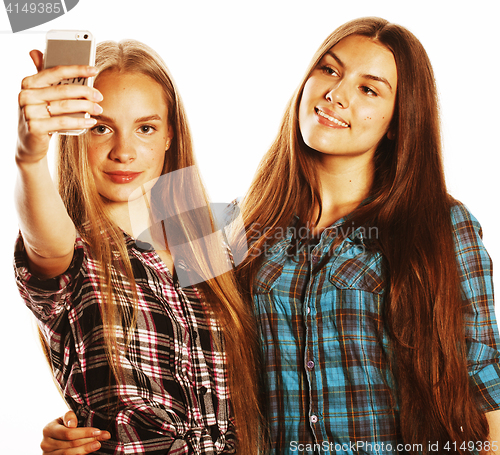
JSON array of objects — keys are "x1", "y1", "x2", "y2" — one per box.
[
  {"x1": 66, "y1": 419, "x2": 74, "y2": 427},
  {"x1": 92, "y1": 430, "x2": 102, "y2": 436},
  {"x1": 93, "y1": 104, "x2": 103, "y2": 114},
  {"x1": 93, "y1": 91, "x2": 103, "y2": 101},
  {"x1": 91, "y1": 441, "x2": 101, "y2": 450},
  {"x1": 85, "y1": 118, "x2": 97, "y2": 127},
  {"x1": 88, "y1": 67, "x2": 98, "y2": 75},
  {"x1": 103, "y1": 432, "x2": 111, "y2": 440}
]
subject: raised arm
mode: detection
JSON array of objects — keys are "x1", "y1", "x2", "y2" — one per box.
[{"x1": 15, "y1": 50, "x2": 102, "y2": 278}]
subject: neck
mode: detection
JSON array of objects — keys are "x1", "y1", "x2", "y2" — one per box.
[
  {"x1": 105, "y1": 201, "x2": 134, "y2": 236},
  {"x1": 104, "y1": 195, "x2": 170, "y2": 251},
  {"x1": 102, "y1": 196, "x2": 174, "y2": 272},
  {"x1": 312, "y1": 152, "x2": 374, "y2": 230}
]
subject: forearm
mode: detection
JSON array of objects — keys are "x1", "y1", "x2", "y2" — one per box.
[
  {"x1": 15, "y1": 51, "x2": 100, "y2": 276},
  {"x1": 15, "y1": 154, "x2": 76, "y2": 275}
]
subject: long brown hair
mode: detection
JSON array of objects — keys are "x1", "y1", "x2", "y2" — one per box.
[
  {"x1": 56, "y1": 40, "x2": 262, "y2": 454},
  {"x1": 238, "y1": 17, "x2": 487, "y2": 452}
]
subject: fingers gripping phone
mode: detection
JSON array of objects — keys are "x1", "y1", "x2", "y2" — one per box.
[{"x1": 44, "y1": 30, "x2": 96, "y2": 135}]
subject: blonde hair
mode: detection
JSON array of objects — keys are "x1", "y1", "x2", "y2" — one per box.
[{"x1": 56, "y1": 40, "x2": 262, "y2": 454}]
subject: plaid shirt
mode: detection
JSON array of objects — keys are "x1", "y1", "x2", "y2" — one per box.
[
  {"x1": 15, "y1": 233, "x2": 236, "y2": 455},
  {"x1": 254, "y1": 202, "x2": 500, "y2": 454}
]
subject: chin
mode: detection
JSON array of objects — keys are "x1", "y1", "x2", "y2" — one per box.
[
  {"x1": 101, "y1": 191, "x2": 134, "y2": 204},
  {"x1": 303, "y1": 139, "x2": 335, "y2": 155}
]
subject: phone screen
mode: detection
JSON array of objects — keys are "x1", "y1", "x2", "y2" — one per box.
[
  {"x1": 43, "y1": 33, "x2": 95, "y2": 133},
  {"x1": 44, "y1": 39, "x2": 93, "y2": 68}
]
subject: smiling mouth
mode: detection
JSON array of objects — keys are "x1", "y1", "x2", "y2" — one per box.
[
  {"x1": 106, "y1": 171, "x2": 141, "y2": 176},
  {"x1": 315, "y1": 108, "x2": 350, "y2": 128},
  {"x1": 105, "y1": 171, "x2": 142, "y2": 184}
]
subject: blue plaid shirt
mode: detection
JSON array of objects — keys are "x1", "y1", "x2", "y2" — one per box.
[{"x1": 253, "y1": 202, "x2": 500, "y2": 454}]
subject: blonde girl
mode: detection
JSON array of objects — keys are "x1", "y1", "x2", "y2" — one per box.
[{"x1": 15, "y1": 40, "x2": 261, "y2": 454}]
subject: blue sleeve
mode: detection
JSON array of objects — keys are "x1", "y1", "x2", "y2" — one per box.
[{"x1": 452, "y1": 202, "x2": 500, "y2": 412}]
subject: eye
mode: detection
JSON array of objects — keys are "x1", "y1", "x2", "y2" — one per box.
[
  {"x1": 138, "y1": 125, "x2": 156, "y2": 134},
  {"x1": 90, "y1": 124, "x2": 111, "y2": 135},
  {"x1": 360, "y1": 86, "x2": 378, "y2": 96},
  {"x1": 319, "y1": 65, "x2": 339, "y2": 77}
]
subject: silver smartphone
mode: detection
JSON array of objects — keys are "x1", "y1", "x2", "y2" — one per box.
[{"x1": 44, "y1": 30, "x2": 96, "y2": 135}]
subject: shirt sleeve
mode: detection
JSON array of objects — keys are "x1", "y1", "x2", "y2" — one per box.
[
  {"x1": 14, "y1": 232, "x2": 85, "y2": 322},
  {"x1": 451, "y1": 203, "x2": 500, "y2": 412}
]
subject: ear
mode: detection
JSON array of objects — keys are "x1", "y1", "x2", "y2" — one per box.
[{"x1": 165, "y1": 125, "x2": 174, "y2": 151}]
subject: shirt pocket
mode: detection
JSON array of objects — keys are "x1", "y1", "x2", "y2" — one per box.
[
  {"x1": 253, "y1": 242, "x2": 290, "y2": 294},
  {"x1": 328, "y1": 250, "x2": 387, "y2": 342},
  {"x1": 329, "y1": 250, "x2": 385, "y2": 294}
]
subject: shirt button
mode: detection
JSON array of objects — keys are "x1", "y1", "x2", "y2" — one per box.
[
  {"x1": 307, "y1": 307, "x2": 311, "y2": 314},
  {"x1": 310, "y1": 415, "x2": 318, "y2": 423},
  {"x1": 312, "y1": 256, "x2": 318, "y2": 263},
  {"x1": 307, "y1": 360, "x2": 315, "y2": 369}
]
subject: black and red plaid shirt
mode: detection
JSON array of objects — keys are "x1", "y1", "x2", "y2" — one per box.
[{"x1": 15, "y1": 232, "x2": 236, "y2": 454}]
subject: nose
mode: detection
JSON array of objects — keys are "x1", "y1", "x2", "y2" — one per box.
[
  {"x1": 108, "y1": 133, "x2": 136, "y2": 163},
  {"x1": 325, "y1": 80, "x2": 350, "y2": 109}
]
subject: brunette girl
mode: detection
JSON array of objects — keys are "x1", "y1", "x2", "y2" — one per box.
[
  {"x1": 236, "y1": 17, "x2": 500, "y2": 454},
  {"x1": 15, "y1": 40, "x2": 261, "y2": 454}
]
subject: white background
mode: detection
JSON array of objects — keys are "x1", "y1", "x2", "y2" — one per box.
[{"x1": 1, "y1": 1, "x2": 498, "y2": 453}]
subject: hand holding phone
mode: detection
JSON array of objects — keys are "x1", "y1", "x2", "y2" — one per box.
[
  {"x1": 43, "y1": 30, "x2": 96, "y2": 135},
  {"x1": 17, "y1": 30, "x2": 100, "y2": 164}
]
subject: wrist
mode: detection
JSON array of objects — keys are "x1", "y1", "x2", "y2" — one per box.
[{"x1": 15, "y1": 149, "x2": 49, "y2": 169}]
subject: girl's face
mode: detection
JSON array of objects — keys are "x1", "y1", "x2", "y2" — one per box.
[
  {"x1": 298, "y1": 34, "x2": 397, "y2": 161},
  {"x1": 88, "y1": 70, "x2": 173, "y2": 207}
]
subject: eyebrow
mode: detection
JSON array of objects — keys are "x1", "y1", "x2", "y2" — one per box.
[
  {"x1": 92, "y1": 114, "x2": 164, "y2": 123},
  {"x1": 325, "y1": 50, "x2": 393, "y2": 92}
]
